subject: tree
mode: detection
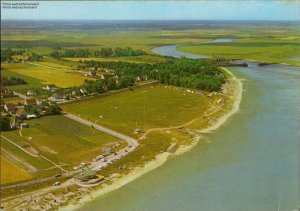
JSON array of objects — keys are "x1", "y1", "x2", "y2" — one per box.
[{"x1": 0, "y1": 116, "x2": 11, "y2": 131}]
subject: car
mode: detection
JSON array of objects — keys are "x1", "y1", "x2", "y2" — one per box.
[
  {"x1": 53, "y1": 181, "x2": 60, "y2": 186},
  {"x1": 54, "y1": 174, "x2": 62, "y2": 178}
]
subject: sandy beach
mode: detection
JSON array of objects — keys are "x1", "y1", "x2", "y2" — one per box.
[{"x1": 59, "y1": 68, "x2": 243, "y2": 211}]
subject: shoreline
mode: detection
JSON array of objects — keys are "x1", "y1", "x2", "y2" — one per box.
[{"x1": 59, "y1": 67, "x2": 243, "y2": 211}]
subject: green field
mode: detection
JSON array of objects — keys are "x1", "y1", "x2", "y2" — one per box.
[
  {"x1": 61, "y1": 85, "x2": 209, "y2": 137},
  {"x1": 2, "y1": 115, "x2": 124, "y2": 169}
]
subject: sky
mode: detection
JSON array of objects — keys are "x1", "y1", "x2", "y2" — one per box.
[{"x1": 1, "y1": 0, "x2": 300, "y2": 21}]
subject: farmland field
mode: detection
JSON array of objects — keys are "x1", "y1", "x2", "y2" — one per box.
[
  {"x1": 1, "y1": 69, "x2": 43, "y2": 93},
  {"x1": 0, "y1": 155, "x2": 32, "y2": 184},
  {"x1": 1, "y1": 115, "x2": 125, "y2": 169},
  {"x1": 61, "y1": 85, "x2": 209, "y2": 137},
  {"x1": 64, "y1": 55, "x2": 167, "y2": 64},
  {"x1": 178, "y1": 37, "x2": 300, "y2": 66},
  {"x1": 1, "y1": 63, "x2": 89, "y2": 88}
]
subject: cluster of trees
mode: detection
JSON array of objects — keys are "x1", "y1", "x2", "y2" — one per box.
[
  {"x1": 24, "y1": 102, "x2": 62, "y2": 116},
  {"x1": 28, "y1": 53, "x2": 43, "y2": 61},
  {"x1": 1, "y1": 48, "x2": 26, "y2": 61},
  {"x1": 84, "y1": 58, "x2": 225, "y2": 92},
  {"x1": 150, "y1": 59, "x2": 225, "y2": 91},
  {"x1": 49, "y1": 47, "x2": 146, "y2": 59},
  {"x1": 83, "y1": 76, "x2": 135, "y2": 94},
  {"x1": 0, "y1": 116, "x2": 11, "y2": 131},
  {"x1": 0, "y1": 48, "x2": 42, "y2": 62},
  {"x1": 2, "y1": 76, "x2": 27, "y2": 86}
]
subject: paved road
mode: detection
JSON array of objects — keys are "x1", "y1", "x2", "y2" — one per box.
[
  {"x1": 26, "y1": 62, "x2": 64, "y2": 70},
  {"x1": 64, "y1": 113, "x2": 138, "y2": 147},
  {"x1": 13, "y1": 91, "x2": 28, "y2": 100},
  {"x1": 64, "y1": 113, "x2": 139, "y2": 172}
]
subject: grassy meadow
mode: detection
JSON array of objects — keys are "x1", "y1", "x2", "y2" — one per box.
[{"x1": 61, "y1": 85, "x2": 209, "y2": 137}]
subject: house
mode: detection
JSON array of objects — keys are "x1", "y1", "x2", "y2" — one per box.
[
  {"x1": 24, "y1": 99, "x2": 37, "y2": 106},
  {"x1": 26, "y1": 114, "x2": 37, "y2": 119},
  {"x1": 27, "y1": 90, "x2": 37, "y2": 96},
  {"x1": 84, "y1": 70, "x2": 96, "y2": 77},
  {"x1": 48, "y1": 93, "x2": 65, "y2": 102},
  {"x1": 100, "y1": 75, "x2": 105, "y2": 80},
  {"x1": 10, "y1": 117, "x2": 18, "y2": 129},
  {"x1": 43, "y1": 84, "x2": 57, "y2": 91},
  {"x1": 15, "y1": 108, "x2": 27, "y2": 119},
  {"x1": 134, "y1": 129, "x2": 144, "y2": 134},
  {"x1": 74, "y1": 170, "x2": 98, "y2": 182},
  {"x1": 1, "y1": 89, "x2": 14, "y2": 98},
  {"x1": 4, "y1": 103, "x2": 16, "y2": 114},
  {"x1": 79, "y1": 88, "x2": 87, "y2": 94}
]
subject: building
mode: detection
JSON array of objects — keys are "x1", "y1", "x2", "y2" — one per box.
[
  {"x1": 27, "y1": 90, "x2": 37, "y2": 96},
  {"x1": 48, "y1": 93, "x2": 65, "y2": 102},
  {"x1": 26, "y1": 114, "x2": 37, "y2": 119},
  {"x1": 43, "y1": 84, "x2": 57, "y2": 91},
  {"x1": 74, "y1": 170, "x2": 97, "y2": 182},
  {"x1": 1, "y1": 89, "x2": 14, "y2": 98},
  {"x1": 15, "y1": 108, "x2": 27, "y2": 119},
  {"x1": 4, "y1": 103, "x2": 16, "y2": 114},
  {"x1": 24, "y1": 99, "x2": 37, "y2": 106},
  {"x1": 134, "y1": 129, "x2": 144, "y2": 134}
]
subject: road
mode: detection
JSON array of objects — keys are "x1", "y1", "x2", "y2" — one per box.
[
  {"x1": 26, "y1": 62, "x2": 65, "y2": 70},
  {"x1": 64, "y1": 113, "x2": 138, "y2": 147},
  {"x1": 64, "y1": 113, "x2": 139, "y2": 172},
  {"x1": 13, "y1": 91, "x2": 28, "y2": 100},
  {"x1": 0, "y1": 135, "x2": 67, "y2": 173}
]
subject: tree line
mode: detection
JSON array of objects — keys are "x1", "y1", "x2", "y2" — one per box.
[
  {"x1": 49, "y1": 47, "x2": 146, "y2": 59},
  {"x1": 1, "y1": 76, "x2": 27, "y2": 86},
  {"x1": 83, "y1": 58, "x2": 225, "y2": 92}
]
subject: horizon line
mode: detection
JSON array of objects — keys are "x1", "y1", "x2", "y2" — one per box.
[{"x1": 2, "y1": 19, "x2": 300, "y2": 22}]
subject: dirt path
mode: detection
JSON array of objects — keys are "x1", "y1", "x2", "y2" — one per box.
[
  {"x1": 139, "y1": 104, "x2": 221, "y2": 140},
  {"x1": 1, "y1": 135, "x2": 68, "y2": 173}
]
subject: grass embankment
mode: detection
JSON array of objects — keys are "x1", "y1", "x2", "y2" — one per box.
[
  {"x1": 178, "y1": 38, "x2": 300, "y2": 66},
  {"x1": 0, "y1": 155, "x2": 32, "y2": 184}
]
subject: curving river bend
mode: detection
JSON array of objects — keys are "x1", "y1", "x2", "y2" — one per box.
[{"x1": 78, "y1": 40, "x2": 300, "y2": 211}]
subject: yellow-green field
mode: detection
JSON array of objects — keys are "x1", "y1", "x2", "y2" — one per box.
[
  {"x1": 64, "y1": 55, "x2": 167, "y2": 64},
  {"x1": 1, "y1": 63, "x2": 89, "y2": 88},
  {"x1": 61, "y1": 85, "x2": 209, "y2": 137},
  {"x1": 0, "y1": 155, "x2": 32, "y2": 184}
]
